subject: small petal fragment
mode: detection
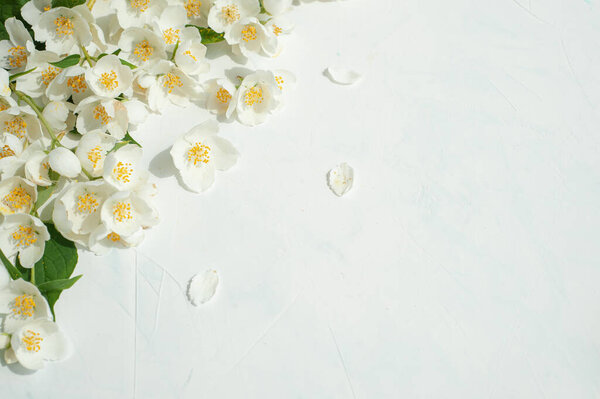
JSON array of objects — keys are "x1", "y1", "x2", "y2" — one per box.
[
  {"x1": 327, "y1": 162, "x2": 354, "y2": 197},
  {"x1": 187, "y1": 269, "x2": 219, "y2": 306},
  {"x1": 324, "y1": 66, "x2": 362, "y2": 85}
]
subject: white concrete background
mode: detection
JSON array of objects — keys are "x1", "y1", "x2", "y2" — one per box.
[{"x1": 3, "y1": 0, "x2": 600, "y2": 397}]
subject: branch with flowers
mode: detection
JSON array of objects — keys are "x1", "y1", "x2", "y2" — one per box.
[{"x1": 0, "y1": 0, "x2": 312, "y2": 371}]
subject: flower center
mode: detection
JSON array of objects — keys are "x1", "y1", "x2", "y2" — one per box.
[
  {"x1": 275, "y1": 75, "x2": 284, "y2": 90},
  {"x1": 12, "y1": 294, "x2": 36, "y2": 318},
  {"x1": 3, "y1": 187, "x2": 31, "y2": 213},
  {"x1": 221, "y1": 5, "x2": 240, "y2": 23},
  {"x1": 130, "y1": 0, "x2": 150, "y2": 12},
  {"x1": 22, "y1": 330, "x2": 43, "y2": 352},
  {"x1": 67, "y1": 74, "x2": 87, "y2": 93},
  {"x1": 113, "y1": 201, "x2": 133, "y2": 222},
  {"x1": 12, "y1": 225, "x2": 37, "y2": 248},
  {"x1": 163, "y1": 73, "x2": 183, "y2": 93},
  {"x1": 77, "y1": 193, "x2": 99, "y2": 214},
  {"x1": 113, "y1": 161, "x2": 133, "y2": 183},
  {"x1": 8, "y1": 46, "x2": 27, "y2": 68},
  {"x1": 241, "y1": 25, "x2": 257, "y2": 42},
  {"x1": 99, "y1": 71, "x2": 118, "y2": 91},
  {"x1": 184, "y1": 0, "x2": 202, "y2": 17},
  {"x1": 244, "y1": 86, "x2": 263, "y2": 106},
  {"x1": 134, "y1": 40, "x2": 154, "y2": 62},
  {"x1": 187, "y1": 142, "x2": 211, "y2": 165},
  {"x1": 0, "y1": 144, "x2": 16, "y2": 159},
  {"x1": 184, "y1": 50, "x2": 197, "y2": 61},
  {"x1": 163, "y1": 28, "x2": 180, "y2": 45},
  {"x1": 54, "y1": 16, "x2": 74, "y2": 36},
  {"x1": 216, "y1": 87, "x2": 231, "y2": 104},
  {"x1": 93, "y1": 104, "x2": 111, "y2": 125},
  {"x1": 87, "y1": 145, "x2": 103, "y2": 169},
  {"x1": 272, "y1": 25, "x2": 282, "y2": 36},
  {"x1": 41, "y1": 66, "x2": 60, "y2": 86},
  {"x1": 4, "y1": 117, "x2": 27, "y2": 138},
  {"x1": 107, "y1": 232, "x2": 121, "y2": 242}
]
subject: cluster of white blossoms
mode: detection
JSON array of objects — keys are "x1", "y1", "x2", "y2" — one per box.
[{"x1": 0, "y1": 0, "x2": 304, "y2": 370}]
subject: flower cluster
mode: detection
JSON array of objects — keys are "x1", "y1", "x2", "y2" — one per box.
[{"x1": 0, "y1": 0, "x2": 300, "y2": 370}]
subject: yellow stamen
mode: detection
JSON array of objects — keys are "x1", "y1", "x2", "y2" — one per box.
[
  {"x1": 113, "y1": 201, "x2": 133, "y2": 222},
  {"x1": 93, "y1": 105, "x2": 111, "y2": 125},
  {"x1": 41, "y1": 66, "x2": 60, "y2": 86},
  {"x1": 112, "y1": 161, "x2": 133, "y2": 183},
  {"x1": 22, "y1": 330, "x2": 43, "y2": 352},
  {"x1": 184, "y1": 50, "x2": 197, "y2": 61},
  {"x1": 133, "y1": 40, "x2": 153, "y2": 62},
  {"x1": 244, "y1": 86, "x2": 263, "y2": 106},
  {"x1": 163, "y1": 28, "x2": 180, "y2": 45},
  {"x1": 67, "y1": 74, "x2": 87, "y2": 93},
  {"x1": 162, "y1": 73, "x2": 182, "y2": 94},
  {"x1": 12, "y1": 225, "x2": 37, "y2": 248},
  {"x1": 8, "y1": 46, "x2": 27, "y2": 68},
  {"x1": 77, "y1": 193, "x2": 99, "y2": 214},
  {"x1": 54, "y1": 16, "x2": 74, "y2": 36},
  {"x1": 99, "y1": 71, "x2": 118, "y2": 91},
  {"x1": 43, "y1": 5, "x2": 51, "y2": 11},
  {"x1": 272, "y1": 25, "x2": 283, "y2": 36},
  {"x1": 130, "y1": 0, "x2": 150, "y2": 12},
  {"x1": 4, "y1": 117, "x2": 27, "y2": 138},
  {"x1": 221, "y1": 4, "x2": 240, "y2": 23},
  {"x1": 241, "y1": 25, "x2": 257, "y2": 42},
  {"x1": 87, "y1": 145, "x2": 103, "y2": 169},
  {"x1": 275, "y1": 75, "x2": 284, "y2": 90},
  {"x1": 0, "y1": 144, "x2": 15, "y2": 159},
  {"x1": 187, "y1": 142, "x2": 211, "y2": 165},
  {"x1": 216, "y1": 87, "x2": 231, "y2": 104},
  {"x1": 12, "y1": 294, "x2": 36, "y2": 318},
  {"x1": 107, "y1": 232, "x2": 120, "y2": 242},
  {"x1": 184, "y1": 0, "x2": 202, "y2": 17},
  {"x1": 3, "y1": 186, "x2": 32, "y2": 213}
]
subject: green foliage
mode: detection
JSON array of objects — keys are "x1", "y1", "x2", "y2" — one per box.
[
  {"x1": 34, "y1": 183, "x2": 57, "y2": 212},
  {"x1": 186, "y1": 25, "x2": 225, "y2": 44},
  {"x1": 9, "y1": 68, "x2": 36, "y2": 82},
  {"x1": 0, "y1": 0, "x2": 29, "y2": 40},
  {"x1": 51, "y1": 0, "x2": 86, "y2": 7},
  {"x1": 50, "y1": 54, "x2": 81, "y2": 68},
  {"x1": 0, "y1": 248, "x2": 24, "y2": 280}
]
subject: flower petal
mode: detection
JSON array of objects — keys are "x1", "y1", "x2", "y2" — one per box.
[
  {"x1": 324, "y1": 66, "x2": 362, "y2": 85},
  {"x1": 187, "y1": 270, "x2": 219, "y2": 306}
]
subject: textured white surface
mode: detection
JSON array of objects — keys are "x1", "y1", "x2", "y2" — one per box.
[{"x1": 3, "y1": 0, "x2": 600, "y2": 397}]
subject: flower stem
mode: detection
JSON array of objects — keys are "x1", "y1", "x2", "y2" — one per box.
[
  {"x1": 11, "y1": 86, "x2": 61, "y2": 148},
  {"x1": 170, "y1": 41, "x2": 180, "y2": 62},
  {"x1": 87, "y1": 0, "x2": 97, "y2": 11},
  {"x1": 80, "y1": 45, "x2": 94, "y2": 67}
]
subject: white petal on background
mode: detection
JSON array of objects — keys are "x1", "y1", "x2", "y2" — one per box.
[
  {"x1": 187, "y1": 270, "x2": 219, "y2": 306},
  {"x1": 324, "y1": 66, "x2": 362, "y2": 85},
  {"x1": 327, "y1": 162, "x2": 354, "y2": 197}
]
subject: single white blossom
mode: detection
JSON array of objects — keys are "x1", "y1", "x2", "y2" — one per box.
[
  {"x1": 0, "y1": 18, "x2": 33, "y2": 71},
  {"x1": 21, "y1": 0, "x2": 52, "y2": 27},
  {"x1": 140, "y1": 60, "x2": 198, "y2": 111},
  {"x1": 100, "y1": 190, "x2": 159, "y2": 238},
  {"x1": 33, "y1": 7, "x2": 92, "y2": 54},
  {"x1": 0, "y1": 215, "x2": 50, "y2": 268},
  {"x1": 48, "y1": 147, "x2": 81, "y2": 179},
  {"x1": 118, "y1": 27, "x2": 166, "y2": 67},
  {"x1": 151, "y1": 5, "x2": 187, "y2": 51},
  {"x1": 103, "y1": 144, "x2": 148, "y2": 191},
  {"x1": 173, "y1": 27, "x2": 209, "y2": 76},
  {"x1": 207, "y1": 0, "x2": 260, "y2": 34},
  {"x1": 226, "y1": 18, "x2": 277, "y2": 57},
  {"x1": 233, "y1": 70, "x2": 282, "y2": 126},
  {"x1": 204, "y1": 78, "x2": 236, "y2": 117},
  {"x1": 262, "y1": 0, "x2": 293, "y2": 16},
  {"x1": 24, "y1": 150, "x2": 52, "y2": 186},
  {"x1": 10, "y1": 318, "x2": 72, "y2": 370},
  {"x1": 15, "y1": 50, "x2": 61, "y2": 99},
  {"x1": 75, "y1": 96, "x2": 129, "y2": 139},
  {"x1": 86, "y1": 55, "x2": 133, "y2": 99},
  {"x1": 89, "y1": 224, "x2": 144, "y2": 255},
  {"x1": 0, "y1": 279, "x2": 51, "y2": 334},
  {"x1": 0, "y1": 106, "x2": 43, "y2": 142},
  {"x1": 0, "y1": 176, "x2": 37, "y2": 215},
  {"x1": 113, "y1": 0, "x2": 168, "y2": 29},
  {"x1": 46, "y1": 65, "x2": 91, "y2": 103},
  {"x1": 74, "y1": 130, "x2": 117, "y2": 177}
]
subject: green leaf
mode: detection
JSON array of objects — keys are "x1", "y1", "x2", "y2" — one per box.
[
  {"x1": 14, "y1": 253, "x2": 31, "y2": 282},
  {"x1": 9, "y1": 67, "x2": 36, "y2": 82},
  {"x1": 34, "y1": 183, "x2": 57, "y2": 212},
  {"x1": 37, "y1": 275, "x2": 82, "y2": 293},
  {"x1": 0, "y1": 0, "x2": 29, "y2": 41},
  {"x1": 185, "y1": 25, "x2": 225, "y2": 44},
  {"x1": 0, "y1": 248, "x2": 23, "y2": 280},
  {"x1": 51, "y1": 0, "x2": 86, "y2": 7},
  {"x1": 123, "y1": 132, "x2": 141, "y2": 147},
  {"x1": 50, "y1": 54, "x2": 81, "y2": 68},
  {"x1": 33, "y1": 223, "x2": 78, "y2": 317}
]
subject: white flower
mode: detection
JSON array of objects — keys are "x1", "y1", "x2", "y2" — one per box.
[
  {"x1": 327, "y1": 162, "x2": 354, "y2": 196},
  {"x1": 0, "y1": 138, "x2": 44, "y2": 179},
  {"x1": 103, "y1": 144, "x2": 148, "y2": 191},
  {"x1": 226, "y1": 18, "x2": 277, "y2": 57},
  {"x1": 264, "y1": 16, "x2": 293, "y2": 55},
  {"x1": 204, "y1": 78, "x2": 236, "y2": 117},
  {"x1": 272, "y1": 68, "x2": 295, "y2": 108},
  {"x1": 0, "y1": 106, "x2": 43, "y2": 142},
  {"x1": 118, "y1": 27, "x2": 166, "y2": 67},
  {"x1": 33, "y1": 7, "x2": 92, "y2": 54},
  {"x1": 173, "y1": 27, "x2": 209, "y2": 76},
  {"x1": 0, "y1": 215, "x2": 50, "y2": 268},
  {"x1": 74, "y1": 130, "x2": 117, "y2": 177},
  {"x1": 113, "y1": 0, "x2": 167, "y2": 29},
  {"x1": 75, "y1": 96, "x2": 129, "y2": 139},
  {"x1": 10, "y1": 318, "x2": 71, "y2": 370},
  {"x1": 52, "y1": 180, "x2": 115, "y2": 246},
  {"x1": 41, "y1": 100, "x2": 71, "y2": 132},
  {"x1": 0, "y1": 18, "x2": 33, "y2": 71},
  {"x1": 21, "y1": 0, "x2": 52, "y2": 27},
  {"x1": 15, "y1": 50, "x2": 61, "y2": 98},
  {"x1": 141, "y1": 61, "x2": 198, "y2": 111},
  {"x1": 174, "y1": 0, "x2": 212, "y2": 26},
  {"x1": 170, "y1": 120, "x2": 239, "y2": 193},
  {"x1": 0, "y1": 279, "x2": 51, "y2": 333},
  {"x1": 207, "y1": 0, "x2": 260, "y2": 34},
  {"x1": 24, "y1": 150, "x2": 52, "y2": 186},
  {"x1": 48, "y1": 147, "x2": 82, "y2": 178},
  {"x1": 152, "y1": 5, "x2": 187, "y2": 51},
  {"x1": 233, "y1": 70, "x2": 281, "y2": 126},
  {"x1": 46, "y1": 65, "x2": 91, "y2": 103},
  {"x1": 86, "y1": 55, "x2": 133, "y2": 99},
  {"x1": 0, "y1": 176, "x2": 37, "y2": 215},
  {"x1": 262, "y1": 0, "x2": 292, "y2": 16},
  {"x1": 89, "y1": 224, "x2": 144, "y2": 255},
  {"x1": 100, "y1": 190, "x2": 159, "y2": 238}
]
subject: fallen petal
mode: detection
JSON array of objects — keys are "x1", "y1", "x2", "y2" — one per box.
[
  {"x1": 187, "y1": 270, "x2": 219, "y2": 306},
  {"x1": 324, "y1": 66, "x2": 362, "y2": 85},
  {"x1": 327, "y1": 162, "x2": 354, "y2": 196}
]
